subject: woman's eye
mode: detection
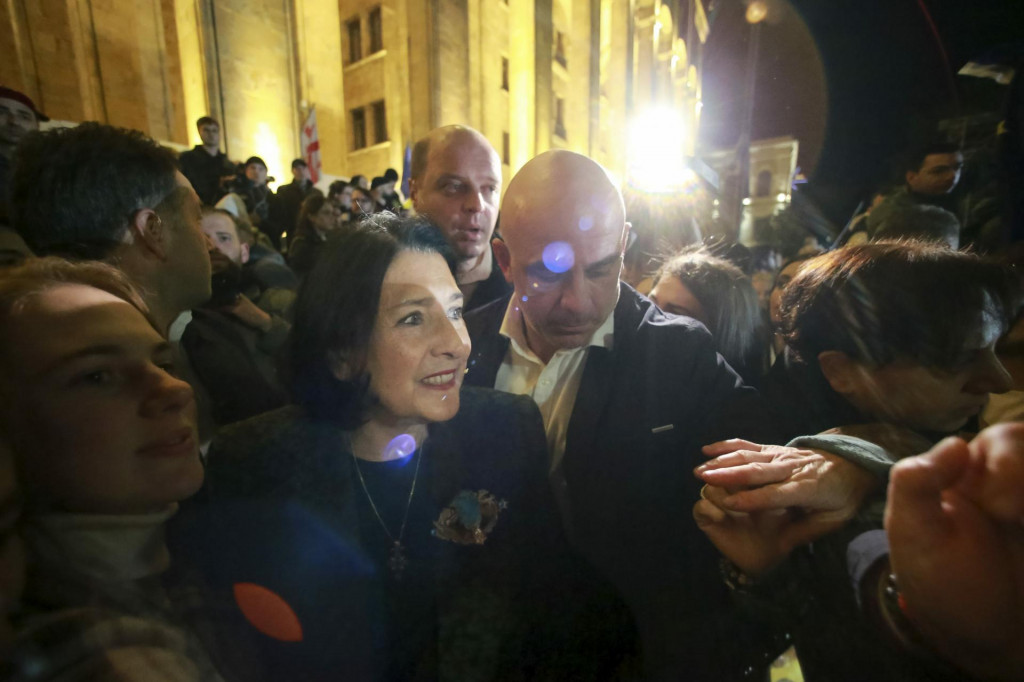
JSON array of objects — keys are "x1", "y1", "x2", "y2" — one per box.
[
  {"x1": 448, "y1": 306, "x2": 464, "y2": 321},
  {"x1": 398, "y1": 312, "x2": 423, "y2": 326}
]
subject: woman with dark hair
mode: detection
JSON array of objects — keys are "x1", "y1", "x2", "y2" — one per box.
[
  {"x1": 286, "y1": 192, "x2": 340, "y2": 276},
  {"x1": 699, "y1": 241, "x2": 1020, "y2": 682},
  {"x1": 174, "y1": 213, "x2": 630, "y2": 681},
  {"x1": 649, "y1": 248, "x2": 769, "y2": 384},
  {"x1": 0, "y1": 258, "x2": 232, "y2": 680}
]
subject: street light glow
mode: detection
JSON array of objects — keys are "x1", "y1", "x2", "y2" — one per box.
[
  {"x1": 625, "y1": 107, "x2": 691, "y2": 194},
  {"x1": 745, "y1": 1, "x2": 767, "y2": 24}
]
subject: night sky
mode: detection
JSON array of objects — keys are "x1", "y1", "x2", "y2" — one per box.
[{"x1": 698, "y1": 0, "x2": 1024, "y2": 224}]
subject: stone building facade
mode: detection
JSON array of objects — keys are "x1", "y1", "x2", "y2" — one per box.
[{"x1": 1, "y1": 0, "x2": 709, "y2": 188}]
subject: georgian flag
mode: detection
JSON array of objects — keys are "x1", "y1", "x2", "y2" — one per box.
[{"x1": 301, "y1": 107, "x2": 322, "y2": 184}]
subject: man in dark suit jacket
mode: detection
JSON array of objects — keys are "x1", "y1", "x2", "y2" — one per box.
[{"x1": 464, "y1": 150, "x2": 882, "y2": 680}]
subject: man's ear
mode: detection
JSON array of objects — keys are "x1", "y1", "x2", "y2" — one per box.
[
  {"x1": 131, "y1": 209, "x2": 168, "y2": 260},
  {"x1": 817, "y1": 350, "x2": 860, "y2": 395},
  {"x1": 905, "y1": 170, "x2": 918, "y2": 187},
  {"x1": 240, "y1": 242, "x2": 251, "y2": 265},
  {"x1": 492, "y1": 237, "x2": 513, "y2": 283}
]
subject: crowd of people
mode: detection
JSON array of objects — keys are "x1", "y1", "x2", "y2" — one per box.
[{"x1": 0, "y1": 82, "x2": 1022, "y2": 682}]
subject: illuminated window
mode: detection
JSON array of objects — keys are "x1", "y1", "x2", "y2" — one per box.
[
  {"x1": 347, "y1": 18, "x2": 362, "y2": 63},
  {"x1": 502, "y1": 131, "x2": 510, "y2": 165},
  {"x1": 369, "y1": 7, "x2": 384, "y2": 54},
  {"x1": 755, "y1": 170, "x2": 772, "y2": 197},
  {"x1": 372, "y1": 100, "x2": 388, "y2": 144},
  {"x1": 351, "y1": 108, "x2": 367, "y2": 150},
  {"x1": 554, "y1": 97, "x2": 566, "y2": 139},
  {"x1": 501, "y1": 57, "x2": 509, "y2": 91}
]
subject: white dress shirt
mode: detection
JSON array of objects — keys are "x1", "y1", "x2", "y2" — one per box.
[{"x1": 494, "y1": 298, "x2": 615, "y2": 475}]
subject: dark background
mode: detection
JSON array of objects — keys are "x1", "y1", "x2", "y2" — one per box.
[{"x1": 698, "y1": 0, "x2": 1024, "y2": 225}]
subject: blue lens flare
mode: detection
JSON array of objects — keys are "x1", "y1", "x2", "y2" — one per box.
[{"x1": 542, "y1": 241, "x2": 575, "y2": 274}]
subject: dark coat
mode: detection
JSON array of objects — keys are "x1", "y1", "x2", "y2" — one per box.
[
  {"x1": 464, "y1": 251, "x2": 514, "y2": 315},
  {"x1": 465, "y1": 284, "x2": 783, "y2": 681},
  {"x1": 170, "y1": 387, "x2": 633, "y2": 681},
  {"x1": 180, "y1": 309, "x2": 289, "y2": 428},
  {"x1": 178, "y1": 146, "x2": 235, "y2": 206}
]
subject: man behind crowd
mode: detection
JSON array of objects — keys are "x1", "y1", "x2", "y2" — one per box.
[
  {"x1": 0, "y1": 86, "x2": 42, "y2": 261},
  {"x1": 271, "y1": 158, "x2": 316, "y2": 249},
  {"x1": 232, "y1": 155, "x2": 275, "y2": 233},
  {"x1": 410, "y1": 125, "x2": 512, "y2": 313},
  {"x1": 177, "y1": 116, "x2": 236, "y2": 207},
  {"x1": 867, "y1": 141, "x2": 964, "y2": 236}
]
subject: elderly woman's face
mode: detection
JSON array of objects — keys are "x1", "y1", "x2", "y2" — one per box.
[
  {"x1": 363, "y1": 250, "x2": 471, "y2": 425},
  {"x1": 0, "y1": 285, "x2": 204, "y2": 514}
]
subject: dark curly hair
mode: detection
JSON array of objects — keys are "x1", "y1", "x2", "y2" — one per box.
[{"x1": 289, "y1": 212, "x2": 457, "y2": 427}]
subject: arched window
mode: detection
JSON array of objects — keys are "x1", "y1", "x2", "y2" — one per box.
[{"x1": 755, "y1": 170, "x2": 772, "y2": 197}]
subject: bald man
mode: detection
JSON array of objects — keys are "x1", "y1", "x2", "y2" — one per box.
[
  {"x1": 410, "y1": 126, "x2": 512, "y2": 313},
  {"x1": 465, "y1": 150, "x2": 887, "y2": 680}
]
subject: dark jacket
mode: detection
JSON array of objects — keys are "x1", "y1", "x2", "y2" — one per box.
[
  {"x1": 170, "y1": 388, "x2": 633, "y2": 681},
  {"x1": 464, "y1": 251, "x2": 514, "y2": 315},
  {"x1": 270, "y1": 179, "x2": 316, "y2": 249},
  {"x1": 178, "y1": 147, "x2": 235, "y2": 206},
  {"x1": 465, "y1": 284, "x2": 782, "y2": 680},
  {"x1": 180, "y1": 309, "x2": 289, "y2": 428}
]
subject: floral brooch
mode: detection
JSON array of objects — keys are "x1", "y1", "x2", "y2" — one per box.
[{"x1": 432, "y1": 490, "x2": 507, "y2": 545}]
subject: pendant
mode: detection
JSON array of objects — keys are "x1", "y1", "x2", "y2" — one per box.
[{"x1": 388, "y1": 540, "x2": 408, "y2": 579}]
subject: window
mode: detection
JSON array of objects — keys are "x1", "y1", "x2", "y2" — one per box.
[
  {"x1": 372, "y1": 100, "x2": 388, "y2": 144},
  {"x1": 755, "y1": 170, "x2": 772, "y2": 197},
  {"x1": 502, "y1": 131, "x2": 510, "y2": 165},
  {"x1": 351, "y1": 107, "x2": 367, "y2": 150},
  {"x1": 554, "y1": 97, "x2": 566, "y2": 139},
  {"x1": 347, "y1": 18, "x2": 362, "y2": 63},
  {"x1": 369, "y1": 7, "x2": 384, "y2": 54},
  {"x1": 554, "y1": 31, "x2": 567, "y2": 68},
  {"x1": 501, "y1": 57, "x2": 509, "y2": 91}
]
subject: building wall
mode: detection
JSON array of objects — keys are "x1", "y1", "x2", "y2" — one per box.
[{"x1": 5, "y1": 0, "x2": 709, "y2": 191}]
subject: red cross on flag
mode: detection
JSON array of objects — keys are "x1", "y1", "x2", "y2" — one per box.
[{"x1": 301, "y1": 107, "x2": 321, "y2": 184}]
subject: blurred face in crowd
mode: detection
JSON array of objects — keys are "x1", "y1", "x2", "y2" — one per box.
[
  {"x1": 161, "y1": 173, "x2": 214, "y2": 311},
  {"x1": 352, "y1": 189, "x2": 374, "y2": 215},
  {"x1": 906, "y1": 152, "x2": 963, "y2": 196},
  {"x1": 330, "y1": 185, "x2": 354, "y2": 211},
  {"x1": 0, "y1": 440, "x2": 24, "y2": 657},
  {"x1": 198, "y1": 122, "x2": 220, "y2": 148},
  {"x1": 356, "y1": 250, "x2": 470, "y2": 425},
  {"x1": 411, "y1": 128, "x2": 501, "y2": 265},
  {"x1": 0, "y1": 285, "x2": 204, "y2": 514},
  {"x1": 201, "y1": 211, "x2": 248, "y2": 265},
  {"x1": 649, "y1": 275, "x2": 708, "y2": 326},
  {"x1": 769, "y1": 260, "x2": 807, "y2": 329},
  {"x1": 293, "y1": 164, "x2": 310, "y2": 183},
  {"x1": 0, "y1": 97, "x2": 39, "y2": 150},
  {"x1": 246, "y1": 162, "x2": 268, "y2": 187},
  {"x1": 827, "y1": 313, "x2": 1012, "y2": 434},
  {"x1": 313, "y1": 200, "x2": 341, "y2": 234},
  {"x1": 496, "y1": 151, "x2": 628, "y2": 362}
]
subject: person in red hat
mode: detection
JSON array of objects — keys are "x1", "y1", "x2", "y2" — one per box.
[{"x1": 0, "y1": 86, "x2": 48, "y2": 226}]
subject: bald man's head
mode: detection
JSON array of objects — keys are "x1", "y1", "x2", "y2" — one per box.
[
  {"x1": 410, "y1": 126, "x2": 501, "y2": 269},
  {"x1": 494, "y1": 150, "x2": 630, "y2": 362}
]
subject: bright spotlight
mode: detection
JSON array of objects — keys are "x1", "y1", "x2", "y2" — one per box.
[
  {"x1": 625, "y1": 107, "x2": 691, "y2": 194},
  {"x1": 776, "y1": 192, "x2": 788, "y2": 203},
  {"x1": 742, "y1": 197, "x2": 752, "y2": 206}
]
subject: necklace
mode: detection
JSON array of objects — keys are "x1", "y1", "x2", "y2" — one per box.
[{"x1": 350, "y1": 444, "x2": 423, "y2": 580}]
